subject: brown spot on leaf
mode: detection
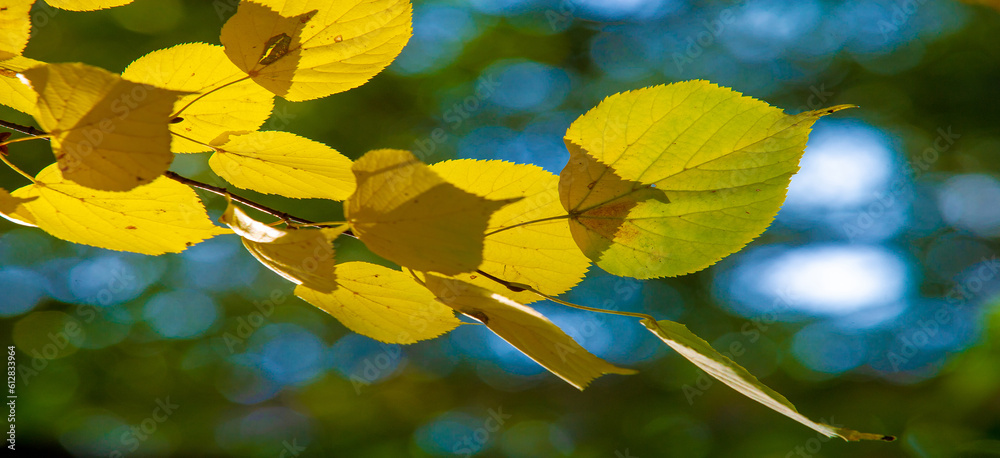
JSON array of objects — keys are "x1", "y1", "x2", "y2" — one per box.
[
  {"x1": 125, "y1": 225, "x2": 137, "y2": 230},
  {"x1": 467, "y1": 310, "x2": 489, "y2": 324}
]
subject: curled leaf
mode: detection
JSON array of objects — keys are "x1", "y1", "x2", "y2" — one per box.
[
  {"x1": 643, "y1": 319, "x2": 894, "y2": 442},
  {"x1": 422, "y1": 274, "x2": 636, "y2": 390},
  {"x1": 221, "y1": 203, "x2": 344, "y2": 293}
]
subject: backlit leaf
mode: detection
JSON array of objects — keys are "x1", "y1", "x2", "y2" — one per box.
[
  {"x1": 209, "y1": 131, "x2": 355, "y2": 200},
  {"x1": 44, "y1": 0, "x2": 134, "y2": 11},
  {"x1": 220, "y1": 0, "x2": 412, "y2": 101},
  {"x1": 296, "y1": 262, "x2": 461, "y2": 344},
  {"x1": 23, "y1": 63, "x2": 187, "y2": 191},
  {"x1": 122, "y1": 43, "x2": 275, "y2": 153},
  {"x1": 643, "y1": 319, "x2": 894, "y2": 442},
  {"x1": 221, "y1": 202, "x2": 344, "y2": 293},
  {"x1": 0, "y1": 187, "x2": 36, "y2": 227},
  {"x1": 431, "y1": 159, "x2": 590, "y2": 303},
  {"x1": 346, "y1": 149, "x2": 512, "y2": 275},
  {"x1": 9, "y1": 164, "x2": 228, "y2": 254},
  {"x1": 0, "y1": 1, "x2": 31, "y2": 56},
  {"x1": 421, "y1": 274, "x2": 636, "y2": 390},
  {"x1": 560, "y1": 82, "x2": 850, "y2": 278},
  {"x1": 0, "y1": 56, "x2": 41, "y2": 117}
]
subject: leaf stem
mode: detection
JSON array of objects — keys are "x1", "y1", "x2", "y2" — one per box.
[
  {"x1": 170, "y1": 75, "x2": 252, "y2": 119},
  {"x1": 0, "y1": 151, "x2": 35, "y2": 183},
  {"x1": 484, "y1": 214, "x2": 571, "y2": 236},
  {"x1": 474, "y1": 269, "x2": 657, "y2": 321}
]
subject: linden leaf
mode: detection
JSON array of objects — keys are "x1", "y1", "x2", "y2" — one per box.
[
  {"x1": 0, "y1": 1, "x2": 31, "y2": 56},
  {"x1": 209, "y1": 131, "x2": 355, "y2": 200},
  {"x1": 421, "y1": 274, "x2": 636, "y2": 390},
  {"x1": 23, "y1": 63, "x2": 188, "y2": 191},
  {"x1": 430, "y1": 159, "x2": 590, "y2": 303},
  {"x1": 295, "y1": 262, "x2": 461, "y2": 344},
  {"x1": 220, "y1": 0, "x2": 412, "y2": 101},
  {"x1": 642, "y1": 319, "x2": 895, "y2": 442},
  {"x1": 9, "y1": 164, "x2": 228, "y2": 255},
  {"x1": 346, "y1": 149, "x2": 513, "y2": 275},
  {"x1": 561, "y1": 81, "x2": 851, "y2": 278},
  {"x1": 0, "y1": 187, "x2": 36, "y2": 227},
  {"x1": 0, "y1": 56, "x2": 41, "y2": 117},
  {"x1": 221, "y1": 202, "x2": 344, "y2": 293},
  {"x1": 121, "y1": 43, "x2": 275, "y2": 153},
  {"x1": 43, "y1": 0, "x2": 135, "y2": 11}
]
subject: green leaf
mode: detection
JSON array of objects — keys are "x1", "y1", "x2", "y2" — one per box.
[
  {"x1": 560, "y1": 81, "x2": 852, "y2": 278},
  {"x1": 642, "y1": 318, "x2": 894, "y2": 442}
]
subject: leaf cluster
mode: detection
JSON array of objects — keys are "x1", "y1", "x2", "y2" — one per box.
[{"x1": 0, "y1": 0, "x2": 891, "y2": 442}]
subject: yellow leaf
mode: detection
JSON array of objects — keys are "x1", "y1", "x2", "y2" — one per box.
[
  {"x1": 23, "y1": 63, "x2": 187, "y2": 191},
  {"x1": 0, "y1": 187, "x2": 36, "y2": 227},
  {"x1": 430, "y1": 159, "x2": 590, "y2": 303},
  {"x1": 295, "y1": 262, "x2": 461, "y2": 344},
  {"x1": 44, "y1": 0, "x2": 134, "y2": 11},
  {"x1": 221, "y1": 203, "x2": 344, "y2": 293},
  {"x1": 209, "y1": 131, "x2": 355, "y2": 200},
  {"x1": 0, "y1": 56, "x2": 41, "y2": 117},
  {"x1": 643, "y1": 319, "x2": 895, "y2": 442},
  {"x1": 346, "y1": 149, "x2": 513, "y2": 275},
  {"x1": 121, "y1": 43, "x2": 275, "y2": 153},
  {"x1": 9, "y1": 164, "x2": 228, "y2": 255},
  {"x1": 421, "y1": 274, "x2": 635, "y2": 390},
  {"x1": 220, "y1": 0, "x2": 412, "y2": 101},
  {"x1": 0, "y1": 1, "x2": 31, "y2": 56},
  {"x1": 560, "y1": 82, "x2": 850, "y2": 278}
]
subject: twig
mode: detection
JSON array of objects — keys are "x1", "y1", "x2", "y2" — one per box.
[{"x1": 0, "y1": 119, "x2": 47, "y2": 137}]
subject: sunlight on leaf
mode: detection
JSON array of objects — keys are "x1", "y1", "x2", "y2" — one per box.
[
  {"x1": 220, "y1": 0, "x2": 412, "y2": 101},
  {"x1": 0, "y1": 55, "x2": 41, "y2": 117},
  {"x1": 122, "y1": 43, "x2": 275, "y2": 153},
  {"x1": 43, "y1": 0, "x2": 134, "y2": 11},
  {"x1": 296, "y1": 262, "x2": 461, "y2": 344},
  {"x1": 431, "y1": 159, "x2": 590, "y2": 303},
  {"x1": 209, "y1": 131, "x2": 355, "y2": 200},
  {"x1": 346, "y1": 149, "x2": 514, "y2": 275},
  {"x1": 642, "y1": 318, "x2": 895, "y2": 442},
  {"x1": 0, "y1": 187, "x2": 36, "y2": 227},
  {"x1": 24, "y1": 63, "x2": 187, "y2": 191},
  {"x1": 9, "y1": 164, "x2": 228, "y2": 255},
  {"x1": 421, "y1": 274, "x2": 635, "y2": 390},
  {"x1": 0, "y1": 1, "x2": 31, "y2": 57},
  {"x1": 221, "y1": 203, "x2": 345, "y2": 293},
  {"x1": 561, "y1": 81, "x2": 851, "y2": 278}
]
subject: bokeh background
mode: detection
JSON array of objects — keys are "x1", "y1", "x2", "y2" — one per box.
[{"x1": 2, "y1": 0, "x2": 999, "y2": 456}]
